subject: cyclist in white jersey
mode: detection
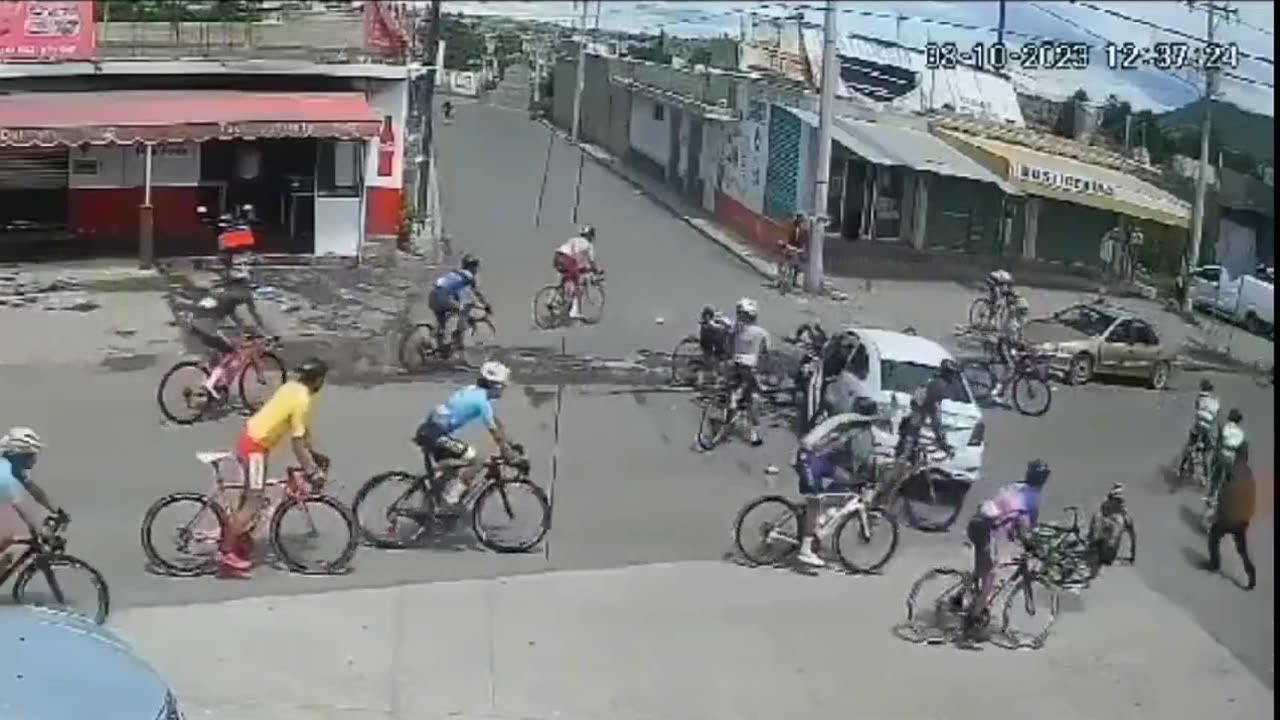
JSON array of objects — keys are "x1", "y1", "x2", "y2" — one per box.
[{"x1": 728, "y1": 297, "x2": 770, "y2": 446}]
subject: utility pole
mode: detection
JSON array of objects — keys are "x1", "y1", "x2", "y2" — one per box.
[
  {"x1": 416, "y1": 0, "x2": 444, "y2": 223},
  {"x1": 805, "y1": 0, "x2": 837, "y2": 294},
  {"x1": 1182, "y1": 1, "x2": 1234, "y2": 313},
  {"x1": 997, "y1": 0, "x2": 1007, "y2": 45},
  {"x1": 570, "y1": 1, "x2": 590, "y2": 145}
]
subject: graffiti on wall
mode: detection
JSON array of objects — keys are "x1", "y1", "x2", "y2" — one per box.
[{"x1": 716, "y1": 86, "x2": 769, "y2": 209}]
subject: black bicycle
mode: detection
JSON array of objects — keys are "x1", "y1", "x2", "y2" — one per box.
[
  {"x1": 1, "y1": 511, "x2": 110, "y2": 625},
  {"x1": 352, "y1": 442, "x2": 550, "y2": 553},
  {"x1": 399, "y1": 303, "x2": 496, "y2": 372},
  {"x1": 1032, "y1": 506, "x2": 1100, "y2": 589},
  {"x1": 964, "y1": 344, "x2": 1053, "y2": 417}
]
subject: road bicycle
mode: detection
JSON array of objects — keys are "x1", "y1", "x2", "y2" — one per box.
[
  {"x1": 669, "y1": 313, "x2": 735, "y2": 387},
  {"x1": 967, "y1": 289, "x2": 1014, "y2": 331},
  {"x1": 1177, "y1": 430, "x2": 1213, "y2": 490},
  {"x1": 157, "y1": 330, "x2": 286, "y2": 425},
  {"x1": 351, "y1": 442, "x2": 550, "y2": 553},
  {"x1": 399, "y1": 303, "x2": 496, "y2": 373},
  {"x1": 695, "y1": 373, "x2": 761, "y2": 450},
  {"x1": 775, "y1": 247, "x2": 803, "y2": 295},
  {"x1": 873, "y1": 441, "x2": 965, "y2": 532},
  {"x1": 0, "y1": 511, "x2": 110, "y2": 624},
  {"x1": 140, "y1": 450, "x2": 358, "y2": 576},
  {"x1": 963, "y1": 344, "x2": 1053, "y2": 417},
  {"x1": 1031, "y1": 506, "x2": 1100, "y2": 589},
  {"x1": 732, "y1": 477, "x2": 899, "y2": 574},
  {"x1": 900, "y1": 537, "x2": 1060, "y2": 650},
  {"x1": 532, "y1": 271, "x2": 605, "y2": 329}
]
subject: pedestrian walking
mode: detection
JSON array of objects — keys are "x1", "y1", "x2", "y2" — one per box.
[{"x1": 1204, "y1": 455, "x2": 1258, "y2": 590}]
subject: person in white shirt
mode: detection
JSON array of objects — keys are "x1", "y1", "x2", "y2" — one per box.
[{"x1": 552, "y1": 225, "x2": 601, "y2": 320}]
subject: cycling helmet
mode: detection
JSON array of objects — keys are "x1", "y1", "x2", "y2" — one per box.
[
  {"x1": 993, "y1": 269, "x2": 1014, "y2": 284},
  {"x1": 1024, "y1": 459, "x2": 1050, "y2": 487},
  {"x1": 580, "y1": 225, "x2": 597, "y2": 241},
  {"x1": 461, "y1": 254, "x2": 480, "y2": 273},
  {"x1": 1199, "y1": 379, "x2": 1214, "y2": 392},
  {"x1": 1012, "y1": 295, "x2": 1030, "y2": 315},
  {"x1": 1227, "y1": 408, "x2": 1243, "y2": 423},
  {"x1": 0, "y1": 427, "x2": 42, "y2": 455},
  {"x1": 1106, "y1": 482, "x2": 1125, "y2": 501},
  {"x1": 295, "y1": 357, "x2": 329, "y2": 386},
  {"x1": 735, "y1": 297, "x2": 759, "y2": 318},
  {"x1": 479, "y1": 360, "x2": 511, "y2": 385},
  {"x1": 938, "y1": 358, "x2": 961, "y2": 379},
  {"x1": 700, "y1": 304, "x2": 717, "y2": 321}
]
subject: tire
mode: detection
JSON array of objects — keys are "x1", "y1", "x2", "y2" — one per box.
[
  {"x1": 459, "y1": 322, "x2": 495, "y2": 368},
  {"x1": 961, "y1": 359, "x2": 998, "y2": 403},
  {"x1": 269, "y1": 494, "x2": 359, "y2": 575},
  {"x1": 670, "y1": 337, "x2": 705, "y2": 387},
  {"x1": 237, "y1": 351, "x2": 287, "y2": 412},
  {"x1": 12, "y1": 554, "x2": 111, "y2": 625},
  {"x1": 968, "y1": 298, "x2": 993, "y2": 328},
  {"x1": 350, "y1": 471, "x2": 434, "y2": 549},
  {"x1": 140, "y1": 492, "x2": 227, "y2": 577},
  {"x1": 579, "y1": 281, "x2": 606, "y2": 324},
  {"x1": 1000, "y1": 575, "x2": 1060, "y2": 650},
  {"x1": 899, "y1": 469, "x2": 964, "y2": 532},
  {"x1": 1067, "y1": 353, "x2": 1093, "y2": 386},
  {"x1": 156, "y1": 360, "x2": 215, "y2": 425},
  {"x1": 398, "y1": 324, "x2": 438, "y2": 373},
  {"x1": 903, "y1": 567, "x2": 973, "y2": 643},
  {"x1": 1148, "y1": 360, "x2": 1170, "y2": 390},
  {"x1": 832, "y1": 507, "x2": 898, "y2": 573},
  {"x1": 696, "y1": 396, "x2": 733, "y2": 451},
  {"x1": 471, "y1": 480, "x2": 551, "y2": 553},
  {"x1": 532, "y1": 285, "x2": 566, "y2": 330},
  {"x1": 732, "y1": 495, "x2": 802, "y2": 566},
  {"x1": 1011, "y1": 375, "x2": 1052, "y2": 417}
]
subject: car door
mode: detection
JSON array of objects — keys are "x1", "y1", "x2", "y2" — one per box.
[
  {"x1": 1128, "y1": 320, "x2": 1160, "y2": 372},
  {"x1": 1098, "y1": 319, "x2": 1134, "y2": 374}
]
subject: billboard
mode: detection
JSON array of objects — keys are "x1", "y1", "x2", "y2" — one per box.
[{"x1": 0, "y1": 0, "x2": 97, "y2": 61}]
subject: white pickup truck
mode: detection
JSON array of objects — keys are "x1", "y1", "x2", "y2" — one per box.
[{"x1": 1190, "y1": 264, "x2": 1275, "y2": 336}]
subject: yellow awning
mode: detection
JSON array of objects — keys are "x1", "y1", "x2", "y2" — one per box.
[{"x1": 935, "y1": 130, "x2": 1191, "y2": 228}]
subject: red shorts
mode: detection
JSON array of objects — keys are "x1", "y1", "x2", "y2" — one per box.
[
  {"x1": 235, "y1": 432, "x2": 270, "y2": 491},
  {"x1": 553, "y1": 252, "x2": 581, "y2": 283}
]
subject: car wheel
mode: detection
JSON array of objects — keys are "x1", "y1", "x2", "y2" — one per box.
[
  {"x1": 1148, "y1": 360, "x2": 1170, "y2": 390},
  {"x1": 1067, "y1": 354, "x2": 1093, "y2": 386}
]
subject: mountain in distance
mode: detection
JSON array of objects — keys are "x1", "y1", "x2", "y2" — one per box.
[{"x1": 1158, "y1": 98, "x2": 1274, "y2": 165}]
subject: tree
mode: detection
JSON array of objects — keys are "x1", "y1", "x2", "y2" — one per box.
[
  {"x1": 442, "y1": 16, "x2": 486, "y2": 70},
  {"x1": 1052, "y1": 88, "x2": 1090, "y2": 138},
  {"x1": 1098, "y1": 94, "x2": 1133, "y2": 147}
]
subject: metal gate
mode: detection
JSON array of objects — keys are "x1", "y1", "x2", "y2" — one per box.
[
  {"x1": 0, "y1": 147, "x2": 69, "y2": 190},
  {"x1": 763, "y1": 107, "x2": 801, "y2": 219}
]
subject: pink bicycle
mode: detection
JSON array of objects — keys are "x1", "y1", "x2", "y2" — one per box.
[{"x1": 156, "y1": 330, "x2": 286, "y2": 425}]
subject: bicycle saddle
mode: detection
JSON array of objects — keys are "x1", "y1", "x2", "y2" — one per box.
[{"x1": 196, "y1": 451, "x2": 233, "y2": 466}]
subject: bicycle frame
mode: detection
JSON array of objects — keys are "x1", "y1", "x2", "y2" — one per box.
[
  {"x1": 0, "y1": 535, "x2": 57, "y2": 588},
  {"x1": 198, "y1": 455, "x2": 313, "y2": 531}
]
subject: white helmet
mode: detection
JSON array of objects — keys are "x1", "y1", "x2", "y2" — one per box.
[
  {"x1": 735, "y1": 297, "x2": 759, "y2": 317},
  {"x1": 1013, "y1": 295, "x2": 1030, "y2": 314},
  {"x1": 0, "y1": 427, "x2": 42, "y2": 455},
  {"x1": 479, "y1": 361, "x2": 511, "y2": 385},
  {"x1": 993, "y1": 269, "x2": 1014, "y2": 284}
]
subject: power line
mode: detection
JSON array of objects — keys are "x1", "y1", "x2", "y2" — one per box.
[{"x1": 1070, "y1": 1, "x2": 1274, "y2": 66}]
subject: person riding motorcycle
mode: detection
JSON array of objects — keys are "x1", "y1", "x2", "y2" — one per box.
[
  {"x1": 188, "y1": 257, "x2": 275, "y2": 398},
  {"x1": 727, "y1": 298, "x2": 770, "y2": 447},
  {"x1": 429, "y1": 254, "x2": 491, "y2": 348}
]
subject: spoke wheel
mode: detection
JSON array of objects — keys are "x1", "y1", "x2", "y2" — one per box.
[
  {"x1": 156, "y1": 360, "x2": 215, "y2": 425},
  {"x1": 351, "y1": 471, "x2": 436, "y2": 549},
  {"x1": 998, "y1": 575, "x2": 1060, "y2": 650},
  {"x1": 900, "y1": 567, "x2": 973, "y2": 644},
  {"x1": 696, "y1": 397, "x2": 733, "y2": 451},
  {"x1": 1011, "y1": 375, "x2": 1052, "y2": 417},
  {"x1": 670, "y1": 337, "x2": 706, "y2": 387},
  {"x1": 899, "y1": 469, "x2": 964, "y2": 532},
  {"x1": 140, "y1": 492, "x2": 227, "y2": 577},
  {"x1": 532, "y1": 285, "x2": 567, "y2": 330},
  {"x1": 578, "y1": 281, "x2": 606, "y2": 324},
  {"x1": 269, "y1": 494, "x2": 359, "y2": 575},
  {"x1": 832, "y1": 508, "x2": 899, "y2": 573},
  {"x1": 237, "y1": 352, "x2": 287, "y2": 412},
  {"x1": 732, "y1": 495, "x2": 802, "y2": 566},
  {"x1": 961, "y1": 359, "x2": 998, "y2": 403},
  {"x1": 13, "y1": 554, "x2": 111, "y2": 625},
  {"x1": 968, "y1": 298, "x2": 993, "y2": 329},
  {"x1": 398, "y1": 324, "x2": 439, "y2": 374},
  {"x1": 471, "y1": 481, "x2": 551, "y2": 553}
]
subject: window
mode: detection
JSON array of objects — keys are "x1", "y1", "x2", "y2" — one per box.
[
  {"x1": 879, "y1": 360, "x2": 972, "y2": 404},
  {"x1": 317, "y1": 140, "x2": 361, "y2": 197},
  {"x1": 1054, "y1": 304, "x2": 1118, "y2": 338},
  {"x1": 1132, "y1": 321, "x2": 1160, "y2": 346},
  {"x1": 652, "y1": 102, "x2": 665, "y2": 121},
  {"x1": 1105, "y1": 320, "x2": 1134, "y2": 343},
  {"x1": 1195, "y1": 267, "x2": 1222, "y2": 283}
]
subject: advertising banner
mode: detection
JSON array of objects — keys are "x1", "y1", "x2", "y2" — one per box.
[{"x1": 0, "y1": 0, "x2": 97, "y2": 61}]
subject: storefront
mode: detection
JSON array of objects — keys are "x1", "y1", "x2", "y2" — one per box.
[{"x1": 0, "y1": 86, "x2": 406, "y2": 262}]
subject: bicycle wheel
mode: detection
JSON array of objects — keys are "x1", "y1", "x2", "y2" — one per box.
[
  {"x1": 12, "y1": 554, "x2": 111, "y2": 625},
  {"x1": 670, "y1": 337, "x2": 705, "y2": 387},
  {"x1": 901, "y1": 567, "x2": 972, "y2": 644},
  {"x1": 732, "y1": 495, "x2": 801, "y2": 566},
  {"x1": 532, "y1": 285, "x2": 566, "y2": 330},
  {"x1": 1011, "y1": 375, "x2": 1052, "y2": 417},
  {"x1": 968, "y1": 298, "x2": 993, "y2": 328},
  {"x1": 140, "y1": 492, "x2": 228, "y2": 577},
  {"x1": 156, "y1": 360, "x2": 214, "y2": 425},
  {"x1": 899, "y1": 469, "x2": 964, "y2": 532},
  {"x1": 696, "y1": 396, "x2": 733, "y2": 451},
  {"x1": 832, "y1": 507, "x2": 899, "y2": 574},
  {"x1": 961, "y1": 359, "x2": 997, "y2": 403},
  {"x1": 579, "y1": 281, "x2": 606, "y2": 324},
  {"x1": 351, "y1": 471, "x2": 436, "y2": 549},
  {"x1": 1000, "y1": 575, "x2": 1060, "y2": 650},
  {"x1": 237, "y1": 351, "x2": 287, "y2": 412},
  {"x1": 268, "y1": 494, "x2": 359, "y2": 575},
  {"x1": 398, "y1": 324, "x2": 439, "y2": 373},
  {"x1": 471, "y1": 480, "x2": 551, "y2": 553}
]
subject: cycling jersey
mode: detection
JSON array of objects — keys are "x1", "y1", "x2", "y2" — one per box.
[
  {"x1": 0, "y1": 456, "x2": 25, "y2": 506},
  {"x1": 897, "y1": 376, "x2": 951, "y2": 457},
  {"x1": 1218, "y1": 422, "x2": 1246, "y2": 463},
  {"x1": 434, "y1": 269, "x2": 476, "y2": 301},
  {"x1": 1194, "y1": 393, "x2": 1220, "y2": 429},
  {"x1": 730, "y1": 322, "x2": 769, "y2": 368},
  {"x1": 244, "y1": 381, "x2": 314, "y2": 453},
  {"x1": 557, "y1": 236, "x2": 595, "y2": 266},
  {"x1": 978, "y1": 483, "x2": 1042, "y2": 530},
  {"x1": 427, "y1": 385, "x2": 496, "y2": 435}
]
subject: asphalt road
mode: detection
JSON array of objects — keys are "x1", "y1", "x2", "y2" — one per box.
[{"x1": 0, "y1": 102, "x2": 1271, "y2": 689}]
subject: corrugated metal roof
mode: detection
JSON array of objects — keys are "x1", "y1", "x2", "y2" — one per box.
[{"x1": 784, "y1": 107, "x2": 1021, "y2": 196}]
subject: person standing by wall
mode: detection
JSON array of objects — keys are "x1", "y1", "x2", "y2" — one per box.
[{"x1": 1204, "y1": 455, "x2": 1258, "y2": 591}]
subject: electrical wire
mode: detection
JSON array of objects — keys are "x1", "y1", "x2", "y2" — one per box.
[{"x1": 1070, "y1": 1, "x2": 1274, "y2": 66}]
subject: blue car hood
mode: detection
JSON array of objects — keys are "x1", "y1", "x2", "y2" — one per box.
[{"x1": 0, "y1": 607, "x2": 169, "y2": 719}]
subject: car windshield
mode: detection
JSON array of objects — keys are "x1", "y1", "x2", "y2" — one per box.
[
  {"x1": 1053, "y1": 305, "x2": 1117, "y2": 337},
  {"x1": 880, "y1": 360, "x2": 971, "y2": 404}
]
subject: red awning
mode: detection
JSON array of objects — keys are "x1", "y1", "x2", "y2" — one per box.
[{"x1": 0, "y1": 91, "x2": 384, "y2": 147}]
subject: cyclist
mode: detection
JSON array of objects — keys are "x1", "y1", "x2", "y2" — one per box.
[
  {"x1": 878, "y1": 360, "x2": 958, "y2": 503},
  {"x1": 778, "y1": 213, "x2": 808, "y2": 286},
  {"x1": 820, "y1": 328, "x2": 873, "y2": 416},
  {"x1": 429, "y1": 254, "x2": 491, "y2": 349},
  {"x1": 989, "y1": 294, "x2": 1030, "y2": 401},
  {"x1": 219, "y1": 358, "x2": 330, "y2": 578},
  {"x1": 188, "y1": 257, "x2": 275, "y2": 398},
  {"x1": 727, "y1": 298, "x2": 770, "y2": 447},
  {"x1": 964, "y1": 459, "x2": 1050, "y2": 634},
  {"x1": 553, "y1": 225, "x2": 602, "y2": 321},
  {"x1": 793, "y1": 396, "x2": 881, "y2": 567},
  {"x1": 414, "y1": 361, "x2": 517, "y2": 506},
  {"x1": 0, "y1": 428, "x2": 68, "y2": 577},
  {"x1": 1185, "y1": 379, "x2": 1220, "y2": 462},
  {"x1": 442, "y1": 100, "x2": 454, "y2": 120},
  {"x1": 1209, "y1": 408, "x2": 1248, "y2": 503},
  {"x1": 698, "y1": 304, "x2": 733, "y2": 362}
]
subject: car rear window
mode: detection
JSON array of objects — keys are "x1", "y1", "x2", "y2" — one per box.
[
  {"x1": 880, "y1": 360, "x2": 972, "y2": 404},
  {"x1": 1054, "y1": 305, "x2": 1117, "y2": 337}
]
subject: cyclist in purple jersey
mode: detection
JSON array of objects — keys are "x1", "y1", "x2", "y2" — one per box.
[{"x1": 964, "y1": 459, "x2": 1049, "y2": 632}]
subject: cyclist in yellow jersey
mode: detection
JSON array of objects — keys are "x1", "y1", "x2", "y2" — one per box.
[{"x1": 219, "y1": 357, "x2": 329, "y2": 577}]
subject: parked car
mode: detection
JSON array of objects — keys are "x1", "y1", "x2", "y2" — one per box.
[
  {"x1": 0, "y1": 606, "x2": 182, "y2": 719},
  {"x1": 1024, "y1": 301, "x2": 1175, "y2": 388},
  {"x1": 1190, "y1": 264, "x2": 1274, "y2": 337}
]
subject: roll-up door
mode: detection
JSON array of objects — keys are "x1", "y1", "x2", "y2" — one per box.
[{"x1": 0, "y1": 147, "x2": 69, "y2": 190}]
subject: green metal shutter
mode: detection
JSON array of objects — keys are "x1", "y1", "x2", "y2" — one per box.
[
  {"x1": 0, "y1": 147, "x2": 68, "y2": 190},
  {"x1": 1036, "y1": 199, "x2": 1115, "y2": 267},
  {"x1": 763, "y1": 108, "x2": 801, "y2": 220}
]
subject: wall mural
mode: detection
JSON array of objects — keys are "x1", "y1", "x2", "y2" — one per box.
[{"x1": 716, "y1": 87, "x2": 769, "y2": 210}]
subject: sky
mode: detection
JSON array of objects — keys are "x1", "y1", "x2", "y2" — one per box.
[{"x1": 445, "y1": 1, "x2": 1276, "y2": 117}]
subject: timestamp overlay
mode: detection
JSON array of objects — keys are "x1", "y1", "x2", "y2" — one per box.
[
  {"x1": 1105, "y1": 41, "x2": 1240, "y2": 71},
  {"x1": 925, "y1": 41, "x2": 1091, "y2": 72}
]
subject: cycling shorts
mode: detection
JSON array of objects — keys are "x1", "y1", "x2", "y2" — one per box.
[
  {"x1": 427, "y1": 287, "x2": 462, "y2": 324},
  {"x1": 966, "y1": 514, "x2": 995, "y2": 579},
  {"x1": 235, "y1": 432, "x2": 269, "y2": 491},
  {"x1": 554, "y1": 252, "x2": 581, "y2": 283},
  {"x1": 413, "y1": 421, "x2": 477, "y2": 470},
  {"x1": 189, "y1": 319, "x2": 234, "y2": 355},
  {"x1": 727, "y1": 362, "x2": 760, "y2": 397}
]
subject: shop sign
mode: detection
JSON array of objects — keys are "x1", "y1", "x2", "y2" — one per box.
[
  {"x1": 0, "y1": 1, "x2": 97, "y2": 61},
  {"x1": 1017, "y1": 163, "x2": 1117, "y2": 197}
]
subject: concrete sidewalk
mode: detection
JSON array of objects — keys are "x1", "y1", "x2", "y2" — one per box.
[{"x1": 114, "y1": 552, "x2": 1271, "y2": 720}]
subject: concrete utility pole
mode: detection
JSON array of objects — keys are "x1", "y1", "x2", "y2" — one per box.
[
  {"x1": 805, "y1": 0, "x2": 837, "y2": 293},
  {"x1": 570, "y1": 1, "x2": 590, "y2": 145},
  {"x1": 1181, "y1": 1, "x2": 1234, "y2": 313},
  {"x1": 417, "y1": 0, "x2": 444, "y2": 219},
  {"x1": 997, "y1": 0, "x2": 1007, "y2": 46}
]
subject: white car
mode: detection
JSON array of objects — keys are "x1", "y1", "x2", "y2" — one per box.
[
  {"x1": 851, "y1": 328, "x2": 986, "y2": 485},
  {"x1": 1190, "y1": 264, "x2": 1274, "y2": 336}
]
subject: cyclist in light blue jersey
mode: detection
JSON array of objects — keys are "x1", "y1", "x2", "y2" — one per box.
[
  {"x1": 413, "y1": 361, "x2": 515, "y2": 504},
  {"x1": 428, "y1": 254, "x2": 491, "y2": 347}
]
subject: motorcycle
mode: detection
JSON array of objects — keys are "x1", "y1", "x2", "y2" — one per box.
[{"x1": 197, "y1": 203, "x2": 258, "y2": 273}]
